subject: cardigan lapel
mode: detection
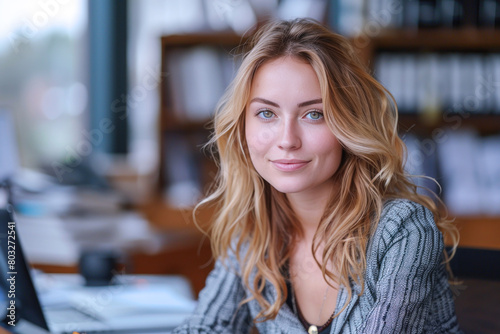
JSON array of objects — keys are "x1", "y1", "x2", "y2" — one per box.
[
  {"x1": 264, "y1": 280, "x2": 306, "y2": 332},
  {"x1": 329, "y1": 280, "x2": 361, "y2": 334}
]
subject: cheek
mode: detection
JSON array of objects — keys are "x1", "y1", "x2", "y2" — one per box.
[
  {"x1": 245, "y1": 123, "x2": 275, "y2": 155},
  {"x1": 314, "y1": 133, "x2": 343, "y2": 160}
]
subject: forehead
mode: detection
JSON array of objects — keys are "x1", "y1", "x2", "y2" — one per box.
[
  {"x1": 249, "y1": 56, "x2": 321, "y2": 97},
  {"x1": 253, "y1": 56, "x2": 313, "y2": 79}
]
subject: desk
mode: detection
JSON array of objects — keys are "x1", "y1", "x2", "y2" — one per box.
[{"x1": 2, "y1": 273, "x2": 196, "y2": 334}]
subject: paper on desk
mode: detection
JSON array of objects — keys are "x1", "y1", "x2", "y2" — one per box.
[
  {"x1": 68, "y1": 284, "x2": 197, "y2": 319},
  {"x1": 15, "y1": 215, "x2": 80, "y2": 266}
]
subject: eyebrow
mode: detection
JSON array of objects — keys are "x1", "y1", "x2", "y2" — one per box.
[
  {"x1": 249, "y1": 97, "x2": 322, "y2": 108},
  {"x1": 298, "y1": 98, "x2": 322, "y2": 108}
]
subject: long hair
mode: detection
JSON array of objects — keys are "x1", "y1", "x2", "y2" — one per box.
[{"x1": 196, "y1": 18, "x2": 459, "y2": 322}]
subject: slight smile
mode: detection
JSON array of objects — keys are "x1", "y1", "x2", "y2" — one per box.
[{"x1": 271, "y1": 159, "x2": 310, "y2": 172}]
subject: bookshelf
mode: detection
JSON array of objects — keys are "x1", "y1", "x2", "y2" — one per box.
[
  {"x1": 355, "y1": 28, "x2": 500, "y2": 250},
  {"x1": 156, "y1": 28, "x2": 500, "y2": 250},
  {"x1": 159, "y1": 33, "x2": 247, "y2": 207}
]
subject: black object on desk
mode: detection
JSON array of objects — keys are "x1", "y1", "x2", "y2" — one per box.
[{"x1": 79, "y1": 249, "x2": 119, "y2": 286}]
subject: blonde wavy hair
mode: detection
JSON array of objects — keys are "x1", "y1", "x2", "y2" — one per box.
[{"x1": 196, "y1": 18, "x2": 459, "y2": 322}]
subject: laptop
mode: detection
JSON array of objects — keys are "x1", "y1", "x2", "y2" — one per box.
[
  {"x1": 0, "y1": 205, "x2": 195, "y2": 334},
  {"x1": 0, "y1": 108, "x2": 19, "y2": 183}
]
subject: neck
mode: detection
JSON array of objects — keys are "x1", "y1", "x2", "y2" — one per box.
[{"x1": 287, "y1": 189, "x2": 332, "y2": 243}]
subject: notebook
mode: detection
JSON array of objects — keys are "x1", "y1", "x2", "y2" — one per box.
[{"x1": 0, "y1": 205, "x2": 195, "y2": 334}]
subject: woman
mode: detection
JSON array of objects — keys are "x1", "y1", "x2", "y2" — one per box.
[{"x1": 173, "y1": 18, "x2": 462, "y2": 333}]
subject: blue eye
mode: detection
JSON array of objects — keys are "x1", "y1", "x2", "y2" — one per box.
[
  {"x1": 306, "y1": 110, "x2": 323, "y2": 120},
  {"x1": 257, "y1": 109, "x2": 275, "y2": 119}
]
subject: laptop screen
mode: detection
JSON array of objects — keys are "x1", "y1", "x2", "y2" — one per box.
[{"x1": 0, "y1": 205, "x2": 50, "y2": 331}]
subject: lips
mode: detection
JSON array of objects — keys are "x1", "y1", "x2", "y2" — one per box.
[{"x1": 271, "y1": 159, "x2": 310, "y2": 172}]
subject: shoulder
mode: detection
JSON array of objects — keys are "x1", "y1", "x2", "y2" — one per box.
[
  {"x1": 369, "y1": 199, "x2": 443, "y2": 256},
  {"x1": 377, "y1": 198, "x2": 439, "y2": 236}
]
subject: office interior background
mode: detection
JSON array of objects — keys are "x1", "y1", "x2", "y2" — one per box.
[{"x1": 0, "y1": 0, "x2": 499, "y2": 332}]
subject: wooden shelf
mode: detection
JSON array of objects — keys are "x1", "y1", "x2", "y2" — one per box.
[
  {"x1": 453, "y1": 215, "x2": 500, "y2": 250},
  {"x1": 161, "y1": 32, "x2": 246, "y2": 48},
  {"x1": 366, "y1": 28, "x2": 500, "y2": 51},
  {"x1": 161, "y1": 115, "x2": 212, "y2": 132},
  {"x1": 398, "y1": 113, "x2": 500, "y2": 136},
  {"x1": 135, "y1": 196, "x2": 214, "y2": 233}
]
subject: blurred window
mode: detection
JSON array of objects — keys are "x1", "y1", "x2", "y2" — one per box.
[{"x1": 0, "y1": 0, "x2": 87, "y2": 170}]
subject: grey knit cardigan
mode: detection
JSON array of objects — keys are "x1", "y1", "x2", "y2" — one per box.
[{"x1": 173, "y1": 199, "x2": 463, "y2": 333}]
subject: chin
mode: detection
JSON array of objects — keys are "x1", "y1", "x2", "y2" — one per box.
[{"x1": 268, "y1": 182, "x2": 305, "y2": 194}]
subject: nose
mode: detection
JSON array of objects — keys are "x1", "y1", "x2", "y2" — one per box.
[{"x1": 278, "y1": 119, "x2": 301, "y2": 150}]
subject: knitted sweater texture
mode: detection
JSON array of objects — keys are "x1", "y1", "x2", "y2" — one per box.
[{"x1": 173, "y1": 199, "x2": 463, "y2": 333}]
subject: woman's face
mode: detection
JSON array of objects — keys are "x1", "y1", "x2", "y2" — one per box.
[{"x1": 245, "y1": 56, "x2": 343, "y2": 198}]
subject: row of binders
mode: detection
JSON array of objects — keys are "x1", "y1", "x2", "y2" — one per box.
[
  {"x1": 332, "y1": 0, "x2": 500, "y2": 36},
  {"x1": 404, "y1": 129, "x2": 500, "y2": 216},
  {"x1": 375, "y1": 52, "x2": 500, "y2": 114}
]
